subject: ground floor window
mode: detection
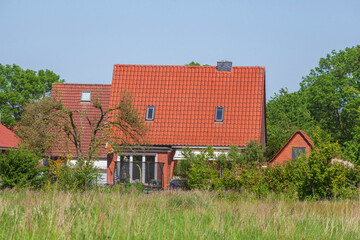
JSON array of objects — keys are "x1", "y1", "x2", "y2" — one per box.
[{"x1": 117, "y1": 154, "x2": 158, "y2": 184}]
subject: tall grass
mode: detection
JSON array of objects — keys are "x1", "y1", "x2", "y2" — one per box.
[{"x1": 0, "y1": 188, "x2": 360, "y2": 239}]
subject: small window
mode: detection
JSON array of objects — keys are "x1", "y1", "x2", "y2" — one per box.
[
  {"x1": 215, "y1": 107, "x2": 224, "y2": 122},
  {"x1": 81, "y1": 91, "x2": 91, "y2": 102},
  {"x1": 292, "y1": 147, "x2": 305, "y2": 159},
  {"x1": 146, "y1": 106, "x2": 155, "y2": 121}
]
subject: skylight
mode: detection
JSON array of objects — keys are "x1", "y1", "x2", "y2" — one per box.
[
  {"x1": 146, "y1": 106, "x2": 155, "y2": 121},
  {"x1": 215, "y1": 107, "x2": 224, "y2": 122},
  {"x1": 81, "y1": 91, "x2": 91, "y2": 102}
]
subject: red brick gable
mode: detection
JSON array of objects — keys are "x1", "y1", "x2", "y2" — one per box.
[
  {"x1": 110, "y1": 64, "x2": 266, "y2": 147},
  {"x1": 0, "y1": 123, "x2": 20, "y2": 149},
  {"x1": 270, "y1": 130, "x2": 313, "y2": 164},
  {"x1": 51, "y1": 83, "x2": 111, "y2": 157}
]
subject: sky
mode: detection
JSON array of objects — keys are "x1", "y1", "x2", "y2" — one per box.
[{"x1": 0, "y1": 0, "x2": 359, "y2": 100}]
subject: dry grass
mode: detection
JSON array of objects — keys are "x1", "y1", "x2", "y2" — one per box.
[{"x1": 0, "y1": 188, "x2": 360, "y2": 239}]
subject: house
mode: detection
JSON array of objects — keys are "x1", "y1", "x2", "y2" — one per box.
[
  {"x1": 107, "y1": 62, "x2": 266, "y2": 187},
  {"x1": 0, "y1": 123, "x2": 20, "y2": 153},
  {"x1": 50, "y1": 83, "x2": 112, "y2": 183},
  {"x1": 270, "y1": 130, "x2": 313, "y2": 164}
]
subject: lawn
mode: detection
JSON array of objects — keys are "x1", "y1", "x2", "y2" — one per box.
[{"x1": 0, "y1": 188, "x2": 359, "y2": 239}]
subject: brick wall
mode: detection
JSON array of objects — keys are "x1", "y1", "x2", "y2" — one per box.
[{"x1": 272, "y1": 133, "x2": 312, "y2": 164}]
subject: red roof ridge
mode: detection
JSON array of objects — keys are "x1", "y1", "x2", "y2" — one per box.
[
  {"x1": 53, "y1": 83, "x2": 111, "y2": 86},
  {"x1": 113, "y1": 64, "x2": 265, "y2": 69},
  {"x1": 269, "y1": 130, "x2": 313, "y2": 162}
]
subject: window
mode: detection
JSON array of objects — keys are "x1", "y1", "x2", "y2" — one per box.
[
  {"x1": 215, "y1": 107, "x2": 224, "y2": 122},
  {"x1": 146, "y1": 106, "x2": 155, "y2": 121},
  {"x1": 81, "y1": 91, "x2": 91, "y2": 102},
  {"x1": 292, "y1": 147, "x2": 305, "y2": 159}
]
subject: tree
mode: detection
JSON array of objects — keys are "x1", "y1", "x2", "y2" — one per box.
[
  {"x1": 300, "y1": 45, "x2": 360, "y2": 144},
  {"x1": 266, "y1": 88, "x2": 317, "y2": 158},
  {"x1": 17, "y1": 93, "x2": 146, "y2": 161},
  {"x1": 16, "y1": 97, "x2": 63, "y2": 154},
  {"x1": 0, "y1": 64, "x2": 63, "y2": 128},
  {"x1": 185, "y1": 61, "x2": 210, "y2": 66},
  {"x1": 0, "y1": 148, "x2": 47, "y2": 189}
]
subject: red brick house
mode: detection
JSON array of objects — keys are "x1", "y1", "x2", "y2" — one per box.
[
  {"x1": 0, "y1": 123, "x2": 20, "y2": 153},
  {"x1": 270, "y1": 130, "x2": 313, "y2": 164},
  {"x1": 50, "y1": 62, "x2": 266, "y2": 188},
  {"x1": 107, "y1": 62, "x2": 266, "y2": 187}
]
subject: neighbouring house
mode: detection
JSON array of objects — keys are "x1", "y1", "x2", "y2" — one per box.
[
  {"x1": 0, "y1": 123, "x2": 20, "y2": 153},
  {"x1": 50, "y1": 83, "x2": 112, "y2": 184},
  {"x1": 270, "y1": 130, "x2": 313, "y2": 164},
  {"x1": 107, "y1": 62, "x2": 266, "y2": 188}
]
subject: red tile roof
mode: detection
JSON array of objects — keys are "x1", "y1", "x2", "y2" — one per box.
[
  {"x1": 270, "y1": 130, "x2": 313, "y2": 163},
  {"x1": 0, "y1": 123, "x2": 20, "y2": 149},
  {"x1": 51, "y1": 83, "x2": 111, "y2": 157},
  {"x1": 110, "y1": 64, "x2": 266, "y2": 147}
]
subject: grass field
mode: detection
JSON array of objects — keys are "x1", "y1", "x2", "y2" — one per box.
[{"x1": 0, "y1": 188, "x2": 360, "y2": 239}]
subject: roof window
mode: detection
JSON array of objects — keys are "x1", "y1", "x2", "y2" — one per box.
[
  {"x1": 146, "y1": 106, "x2": 155, "y2": 121},
  {"x1": 215, "y1": 107, "x2": 224, "y2": 122},
  {"x1": 81, "y1": 91, "x2": 91, "y2": 102}
]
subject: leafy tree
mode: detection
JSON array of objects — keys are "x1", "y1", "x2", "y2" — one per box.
[
  {"x1": 300, "y1": 45, "x2": 360, "y2": 144},
  {"x1": 266, "y1": 88, "x2": 316, "y2": 159},
  {"x1": 240, "y1": 140, "x2": 267, "y2": 165},
  {"x1": 0, "y1": 148, "x2": 47, "y2": 189},
  {"x1": 185, "y1": 61, "x2": 210, "y2": 66},
  {"x1": 0, "y1": 64, "x2": 64, "y2": 128},
  {"x1": 17, "y1": 93, "x2": 146, "y2": 160},
  {"x1": 16, "y1": 97, "x2": 63, "y2": 154}
]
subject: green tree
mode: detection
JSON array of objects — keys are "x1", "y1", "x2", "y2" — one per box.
[
  {"x1": 300, "y1": 45, "x2": 360, "y2": 144},
  {"x1": 266, "y1": 88, "x2": 316, "y2": 159},
  {"x1": 0, "y1": 148, "x2": 47, "y2": 189},
  {"x1": 0, "y1": 64, "x2": 63, "y2": 128},
  {"x1": 185, "y1": 61, "x2": 210, "y2": 66}
]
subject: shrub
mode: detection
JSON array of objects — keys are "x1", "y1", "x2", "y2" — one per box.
[
  {"x1": 0, "y1": 148, "x2": 47, "y2": 189},
  {"x1": 48, "y1": 156, "x2": 99, "y2": 191}
]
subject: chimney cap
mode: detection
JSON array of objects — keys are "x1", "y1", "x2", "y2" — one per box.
[{"x1": 217, "y1": 61, "x2": 232, "y2": 72}]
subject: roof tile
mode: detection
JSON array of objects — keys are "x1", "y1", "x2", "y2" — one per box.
[{"x1": 110, "y1": 64, "x2": 266, "y2": 147}]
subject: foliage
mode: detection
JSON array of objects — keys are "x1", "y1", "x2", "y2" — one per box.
[
  {"x1": 0, "y1": 64, "x2": 63, "y2": 128},
  {"x1": 185, "y1": 61, "x2": 210, "y2": 66},
  {"x1": 300, "y1": 45, "x2": 360, "y2": 145},
  {"x1": 177, "y1": 131, "x2": 359, "y2": 200},
  {"x1": 266, "y1": 88, "x2": 316, "y2": 158},
  {"x1": 176, "y1": 147, "x2": 218, "y2": 190},
  {"x1": 0, "y1": 148, "x2": 47, "y2": 189},
  {"x1": 16, "y1": 97, "x2": 63, "y2": 154},
  {"x1": 241, "y1": 140, "x2": 267, "y2": 165},
  {"x1": 47, "y1": 156, "x2": 100, "y2": 191},
  {"x1": 17, "y1": 92, "x2": 146, "y2": 160}
]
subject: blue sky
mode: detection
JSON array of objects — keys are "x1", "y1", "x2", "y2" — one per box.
[{"x1": 1, "y1": 0, "x2": 359, "y2": 100}]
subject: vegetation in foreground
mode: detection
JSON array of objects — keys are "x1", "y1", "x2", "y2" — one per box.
[{"x1": 0, "y1": 188, "x2": 360, "y2": 240}]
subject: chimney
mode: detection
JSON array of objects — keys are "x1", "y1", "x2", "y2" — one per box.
[{"x1": 217, "y1": 61, "x2": 232, "y2": 72}]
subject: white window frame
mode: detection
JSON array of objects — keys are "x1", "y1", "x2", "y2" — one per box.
[{"x1": 81, "y1": 91, "x2": 91, "y2": 102}]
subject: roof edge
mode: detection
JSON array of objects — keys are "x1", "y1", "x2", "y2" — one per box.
[
  {"x1": 113, "y1": 64, "x2": 265, "y2": 69},
  {"x1": 53, "y1": 83, "x2": 111, "y2": 86}
]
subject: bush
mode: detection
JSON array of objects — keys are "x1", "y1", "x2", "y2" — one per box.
[
  {"x1": 48, "y1": 156, "x2": 100, "y2": 191},
  {"x1": 176, "y1": 134, "x2": 360, "y2": 200},
  {"x1": 0, "y1": 148, "x2": 47, "y2": 189}
]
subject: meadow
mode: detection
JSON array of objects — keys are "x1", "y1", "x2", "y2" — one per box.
[{"x1": 0, "y1": 188, "x2": 360, "y2": 240}]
